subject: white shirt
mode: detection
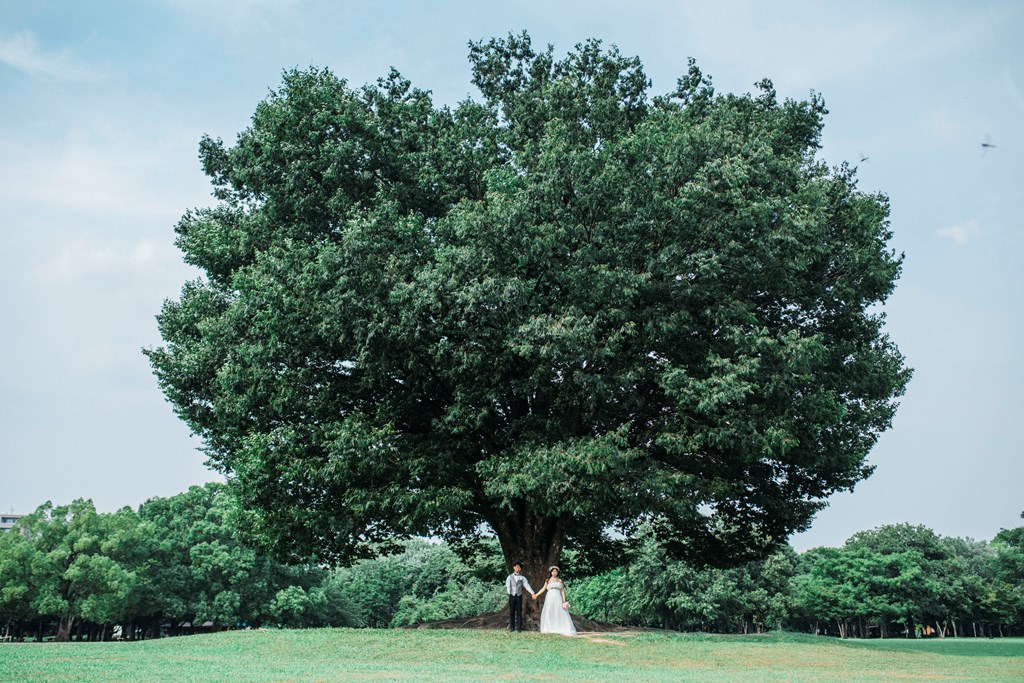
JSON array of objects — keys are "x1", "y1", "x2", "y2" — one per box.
[{"x1": 505, "y1": 572, "x2": 535, "y2": 596}]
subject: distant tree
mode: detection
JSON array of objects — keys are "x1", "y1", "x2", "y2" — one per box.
[
  {"x1": 137, "y1": 483, "x2": 282, "y2": 631},
  {"x1": 269, "y1": 585, "x2": 328, "y2": 628},
  {"x1": 307, "y1": 572, "x2": 366, "y2": 627},
  {"x1": 737, "y1": 547, "x2": 799, "y2": 632},
  {"x1": 840, "y1": 524, "x2": 990, "y2": 638},
  {"x1": 989, "y1": 523, "x2": 1024, "y2": 635},
  {"x1": 790, "y1": 547, "x2": 866, "y2": 638},
  {"x1": 147, "y1": 32, "x2": 910, "y2": 586},
  {"x1": 569, "y1": 529, "x2": 680, "y2": 628},
  {"x1": 572, "y1": 525, "x2": 796, "y2": 632},
  {"x1": 0, "y1": 527, "x2": 37, "y2": 639},
  {"x1": 17, "y1": 500, "x2": 136, "y2": 642},
  {"x1": 333, "y1": 549, "x2": 410, "y2": 628},
  {"x1": 992, "y1": 524, "x2": 1024, "y2": 585},
  {"x1": 335, "y1": 539, "x2": 503, "y2": 628},
  {"x1": 74, "y1": 506, "x2": 151, "y2": 639}
]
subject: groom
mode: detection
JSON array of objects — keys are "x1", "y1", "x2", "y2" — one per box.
[{"x1": 505, "y1": 562, "x2": 536, "y2": 632}]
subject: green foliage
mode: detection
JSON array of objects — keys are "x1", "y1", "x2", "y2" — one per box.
[
  {"x1": 0, "y1": 527, "x2": 36, "y2": 625},
  {"x1": 269, "y1": 585, "x2": 326, "y2": 627},
  {"x1": 10, "y1": 500, "x2": 141, "y2": 640},
  {"x1": 994, "y1": 524, "x2": 1024, "y2": 586},
  {"x1": 147, "y1": 32, "x2": 910, "y2": 571},
  {"x1": 839, "y1": 525, "x2": 965, "y2": 633},
  {"x1": 570, "y1": 522, "x2": 1024, "y2": 638},
  {"x1": 572, "y1": 527, "x2": 798, "y2": 632},
  {"x1": 137, "y1": 483, "x2": 284, "y2": 627},
  {"x1": 336, "y1": 539, "x2": 504, "y2": 628},
  {"x1": 0, "y1": 487, "x2": 508, "y2": 640},
  {"x1": 1, "y1": 496, "x2": 1021, "y2": 641}
]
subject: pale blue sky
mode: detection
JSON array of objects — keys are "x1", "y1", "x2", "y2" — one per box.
[{"x1": 1, "y1": 1, "x2": 1021, "y2": 551}]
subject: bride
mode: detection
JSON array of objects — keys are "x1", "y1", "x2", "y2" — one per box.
[{"x1": 533, "y1": 566, "x2": 577, "y2": 635}]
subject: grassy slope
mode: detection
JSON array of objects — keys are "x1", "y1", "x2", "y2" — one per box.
[{"x1": 1, "y1": 630, "x2": 1022, "y2": 682}]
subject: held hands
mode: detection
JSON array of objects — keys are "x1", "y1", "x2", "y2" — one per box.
[{"x1": 530, "y1": 593, "x2": 537, "y2": 600}]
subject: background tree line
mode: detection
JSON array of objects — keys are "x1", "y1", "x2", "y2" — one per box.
[
  {"x1": 1, "y1": 483, "x2": 1020, "y2": 641},
  {"x1": 571, "y1": 521, "x2": 1024, "y2": 639},
  {"x1": 0, "y1": 484, "x2": 502, "y2": 642}
]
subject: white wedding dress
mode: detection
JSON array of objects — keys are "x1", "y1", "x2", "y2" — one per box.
[{"x1": 539, "y1": 580, "x2": 577, "y2": 635}]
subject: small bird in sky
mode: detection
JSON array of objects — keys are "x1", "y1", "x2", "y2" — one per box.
[
  {"x1": 981, "y1": 135, "x2": 996, "y2": 154},
  {"x1": 859, "y1": 153, "x2": 870, "y2": 163}
]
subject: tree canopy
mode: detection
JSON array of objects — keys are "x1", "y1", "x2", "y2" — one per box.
[{"x1": 147, "y1": 32, "x2": 910, "y2": 579}]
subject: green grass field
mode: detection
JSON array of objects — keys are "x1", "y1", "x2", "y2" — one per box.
[{"x1": 1, "y1": 629, "x2": 1021, "y2": 682}]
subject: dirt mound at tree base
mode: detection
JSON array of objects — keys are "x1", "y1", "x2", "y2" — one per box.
[{"x1": 406, "y1": 608, "x2": 652, "y2": 633}]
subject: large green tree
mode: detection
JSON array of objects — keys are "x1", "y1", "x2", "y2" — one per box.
[{"x1": 147, "y1": 33, "x2": 910, "y2": 586}]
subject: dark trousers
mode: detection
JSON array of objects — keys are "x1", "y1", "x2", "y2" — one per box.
[{"x1": 508, "y1": 593, "x2": 524, "y2": 631}]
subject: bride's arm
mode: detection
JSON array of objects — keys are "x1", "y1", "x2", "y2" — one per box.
[{"x1": 534, "y1": 579, "x2": 549, "y2": 598}]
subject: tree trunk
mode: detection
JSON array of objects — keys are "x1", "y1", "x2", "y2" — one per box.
[
  {"x1": 485, "y1": 507, "x2": 569, "y2": 630},
  {"x1": 490, "y1": 507, "x2": 567, "y2": 625},
  {"x1": 55, "y1": 614, "x2": 75, "y2": 643},
  {"x1": 905, "y1": 613, "x2": 916, "y2": 639}
]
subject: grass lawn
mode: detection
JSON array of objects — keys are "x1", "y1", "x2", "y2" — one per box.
[{"x1": 1, "y1": 629, "x2": 1021, "y2": 682}]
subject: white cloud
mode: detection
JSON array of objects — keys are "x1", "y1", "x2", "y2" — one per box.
[
  {"x1": 937, "y1": 219, "x2": 980, "y2": 247},
  {"x1": 0, "y1": 123, "x2": 210, "y2": 221},
  {"x1": 0, "y1": 30, "x2": 100, "y2": 82}
]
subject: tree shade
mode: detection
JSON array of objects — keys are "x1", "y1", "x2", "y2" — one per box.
[{"x1": 146, "y1": 32, "x2": 911, "y2": 581}]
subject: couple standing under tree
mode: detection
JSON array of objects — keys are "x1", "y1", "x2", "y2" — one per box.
[{"x1": 505, "y1": 563, "x2": 577, "y2": 635}]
